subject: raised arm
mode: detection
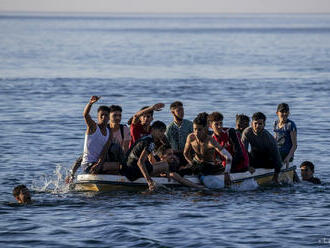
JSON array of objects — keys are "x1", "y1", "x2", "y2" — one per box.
[
  {"x1": 84, "y1": 96, "x2": 100, "y2": 134},
  {"x1": 131, "y1": 103, "x2": 165, "y2": 125}
]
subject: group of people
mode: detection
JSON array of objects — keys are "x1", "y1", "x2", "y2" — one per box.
[
  {"x1": 13, "y1": 97, "x2": 321, "y2": 204},
  {"x1": 63, "y1": 96, "x2": 320, "y2": 192}
]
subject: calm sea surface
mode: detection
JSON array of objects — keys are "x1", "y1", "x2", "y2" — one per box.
[{"x1": 1, "y1": 13, "x2": 330, "y2": 247}]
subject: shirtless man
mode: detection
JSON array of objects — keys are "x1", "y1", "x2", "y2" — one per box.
[{"x1": 183, "y1": 112, "x2": 232, "y2": 186}]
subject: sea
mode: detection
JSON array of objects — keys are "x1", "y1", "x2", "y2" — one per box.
[{"x1": 1, "y1": 12, "x2": 330, "y2": 247}]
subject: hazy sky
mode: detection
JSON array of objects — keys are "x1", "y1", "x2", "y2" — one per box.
[{"x1": 1, "y1": 0, "x2": 330, "y2": 13}]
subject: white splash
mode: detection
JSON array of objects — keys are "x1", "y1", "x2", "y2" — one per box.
[{"x1": 31, "y1": 164, "x2": 71, "y2": 194}]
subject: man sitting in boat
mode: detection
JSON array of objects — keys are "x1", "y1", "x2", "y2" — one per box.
[
  {"x1": 183, "y1": 112, "x2": 232, "y2": 187},
  {"x1": 121, "y1": 121, "x2": 177, "y2": 191},
  {"x1": 165, "y1": 101, "x2": 193, "y2": 165},
  {"x1": 208, "y1": 112, "x2": 250, "y2": 173},
  {"x1": 156, "y1": 145, "x2": 205, "y2": 189},
  {"x1": 241, "y1": 112, "x2": 282, "y2": 184},
  {"x1": 66, "y1": 96, "x2": 120, "y2": 183},
  {"x1": 300, "y1": 161, "x2": 321, "y2": 184},
  {"x1": 109, "y1": 105, "x2": 131, "y2": 154},
  {"x1": 128, "y1": 102, "x2": 165, "y2": 148},
  {"x1": 235, "y1": 114, "x2": 250, "y2": 136}
]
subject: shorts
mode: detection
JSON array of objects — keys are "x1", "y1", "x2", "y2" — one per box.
[{"x1": 121, "y1": 160, "x2": 154, "y2": 181}]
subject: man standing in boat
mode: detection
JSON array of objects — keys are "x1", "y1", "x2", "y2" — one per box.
[
  {"x1": 241, "y1": 112, "x2": 282, "y2": 184},
  {"x1": 183, "y1": 113, "x2": 232, "y2": 187},
  {"x1": 165, "y1": 101, "x2": 193, "y2": 165}
]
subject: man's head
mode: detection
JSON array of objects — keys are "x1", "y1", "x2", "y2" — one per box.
[
  {"x1": 139, "y1": 106, "x2": 154, "y2": 126},
  {"x1": 251, "y1": 112, "x2": 266, "y2": 134},
  {"x1": 13, "y1": 185, "x2": 31, "y2": 204},
  {"x1": 236, "y1": 114, "x2": 250, "y2": 133},
  {"x1": 208, "y1": 112, "x2": 224, "y2": 135},
  {"x1": 157, "y1": 145, "x2": 179, "y2": 164},
  {"x1": 193, "y1": 112, "x2": 209, "y2": 140},
  {"x1": 300, "y1": 161, "x2": 315, "y2": 180},
  {"x1": 109, "y1": 105, "x2": 122, "y2": 125},
  {"x1": 97, "y1": 106, "x2": 110, "y2": 126},
  {"x1": 151, "y1": 120, "x2": 166, "y2": 141},
  {"x1": 170, "y1": 101, "x2": 184, "y2": 121},
  {"x1": 276, "y1": 103, "x2": 290, "y2": 122}
]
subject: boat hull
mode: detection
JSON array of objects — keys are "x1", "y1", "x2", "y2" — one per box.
[{"x1": 74, "y1": 166, "x2": 296, "y2": 192}]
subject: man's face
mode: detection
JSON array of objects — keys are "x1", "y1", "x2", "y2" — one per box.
[
  {"x1": 301, "y1": 165, "x2": 313, "y2": 180},
  {"x1": 236, "y1": 119, "x2": 249, "y2": 132},
  {"x1": 163, "y1": 148, "x2": 178, "y2": 164},
  {"x1": 210, "y1": 120, "x2": 223, "y2": 135},
  {"x1": 252, "y1": 119, "x2": 265, "y2": 134},
  {"x1": 17, "y1": 188, "x2": 31, "y2": 204},
  {"x1": 153, "y1": 128, "x2": 165, "y2": 141},
  {"x1": 193, "y1": 124, "x2": 206, "y2": 140},
  {"x1": 97, "y1": 111, "x2": 110, "y2": 125},
  {"x1": 140, "y1": 113, "x2": 153, "y2": 126},
  {"x1": 172, "y1": 106, "x2": 184, "y2": 120},
  {"x1": 110, "y1": 111, "x2": 122, "y2": 125},
  {"x1": 277, "y1": 110, "x2": 289, "y2": 122}
]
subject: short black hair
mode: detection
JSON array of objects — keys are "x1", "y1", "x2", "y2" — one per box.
[
  {"x1": 13, "y1": 185, "x2": 28, "y2": 197},
  {"x1": 170, "y1": 101, "x2": 183, "y2": 110},
  {"x1": 300, "y1": 161, "x2": 315, "y2": 172},
  {"x1": 252, "y1": 112, "x2": 266, "y2": 122},
  {"x1": 208, "y1": 112, "x2": 223, "y2": 122},
  {"x1": 109, "y1": 105, "x2": 122, "y2": 113},
  {"x1": 151, "y1": 120, "x2": 166, "y2": 131},
  {"x1": 277, "y1": 103, "x2": 290, "y2": 113},
  {"x1": 236, "y1": 114, "x2": 250, "y2": 123},
  {"x1": 97, "y1": 105, "x2": 110, "y2": 113},
  {"x1": 193, "y1": 112, "x2": 209, "y2": 127}
]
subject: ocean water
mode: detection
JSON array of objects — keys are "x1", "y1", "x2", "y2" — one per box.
[{"x1": 1, "y1": 13, "x2": 330, "y2": 247}]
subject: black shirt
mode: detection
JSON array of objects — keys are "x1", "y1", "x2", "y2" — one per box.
[
  {"x1": 126, "y1": 135, "x2": 155, "y2": 165},
  {"x1": 305, "y1": 177, "x2": 321, "y2": 184}
]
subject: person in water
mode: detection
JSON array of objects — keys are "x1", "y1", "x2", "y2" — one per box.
[
  {"x1": 183, "y1": 112, "x2": 232, "y2": 187},
  {"x1": 66, "y1": 96, "x2": 119, "y2": 183},
  {"x1": 122, "y1": 121, "x2": 175, "y2": 191},
  {"x1": 208, "y1": 112, "x2": 250, "y2": 173},
  {"x1": 109, "y1": 105, "x2": 131, "y2": 154},
  {"x1": 235, "y1": 114, "x2": 250, "y2": 136},
  {"x1": 128, "y1": 102, "x2": 165, "y2": 148},
  {"x1": 300, "y1": 161, "x2": 321, "y2": 184},
  {"x1": 273, "y1": 103, "x2": 297, "y2": 168},
  {"x1": 165, "y1": 101, "x2": 193, "y2": 165},
  {"x1": 241, "y1": 112, "x2": 282, "y2": 184},
  {"x1": 13, "y1": 185, "x2": 32, "y2": 204}
]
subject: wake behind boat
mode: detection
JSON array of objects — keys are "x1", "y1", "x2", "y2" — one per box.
[{"x1": 74, "y1": 166, "x2": 297, "y2": 192}]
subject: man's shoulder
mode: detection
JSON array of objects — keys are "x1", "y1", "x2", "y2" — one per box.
[
  {"x1": 183, "y1": 119, "x2": 193, "y2": 125},
  {"x1": 242, "y1": 127, "x2": 253, "y2": 136}
]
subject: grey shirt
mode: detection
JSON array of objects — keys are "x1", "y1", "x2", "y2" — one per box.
[{"x1": 165, "y1": 119, "x2": 193, "y2": 153}]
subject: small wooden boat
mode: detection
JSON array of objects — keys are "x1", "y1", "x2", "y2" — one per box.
[{"x1": 74, "y1": 166, "x2": 297, "y2": 192}]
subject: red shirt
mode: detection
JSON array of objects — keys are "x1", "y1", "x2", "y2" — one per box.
[
  {"x1": 129, "y1": 123, "x2": 150, "y2": 148},
  {"x1": 213, "y1": 128, "x2": 249, "y2": 172}
]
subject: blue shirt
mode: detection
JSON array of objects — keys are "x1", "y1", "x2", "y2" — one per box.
[
  {"x1": 165, "y1": 119, "x2": 193, "y2": 152},
  {"x1": 273, "y1": 119, "x2": 297, "y2": 156}
]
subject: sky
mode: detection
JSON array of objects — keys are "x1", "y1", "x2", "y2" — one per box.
[{"x1": 1, "y1": 0, "x2": 330, "y2": 14}]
